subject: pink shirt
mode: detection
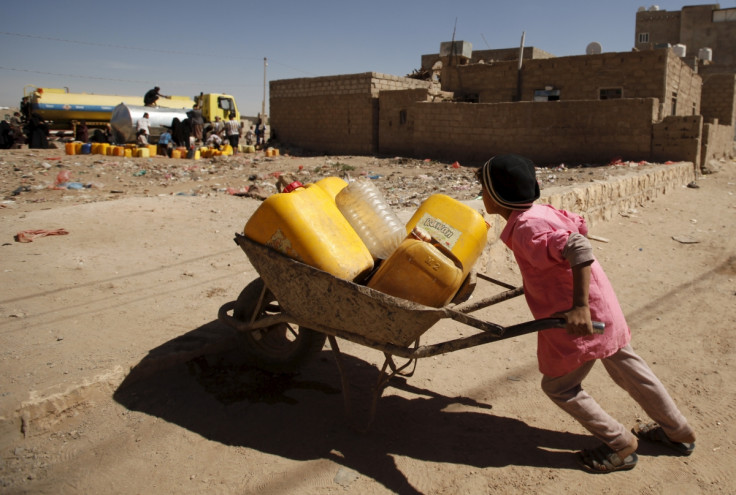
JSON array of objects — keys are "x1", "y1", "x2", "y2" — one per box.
[{"x1": 500, "y1": 204, "x2": 631, "y2": 376}]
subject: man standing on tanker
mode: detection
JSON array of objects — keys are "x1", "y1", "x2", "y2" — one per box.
[{"x1": 144, "y1": 86, "x2": 170, "y2": 107}]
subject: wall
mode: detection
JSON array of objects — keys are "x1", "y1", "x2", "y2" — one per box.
[
  {"x1": 702, "y1": 121, "x2": 736, "y2": 164},
  {"x1": 476, "y1": 161, "x2": 696, "y2": 266},
  {"x1": 635, "y1": 4, "x2": 736, "y2": 72},
  {"x1": 651, "y1": 115, "x2": 703, "y2": 167},
  {"x1": 680, "y1": 5, "x2": 736, "y2": 70},
  {"x1": 664, "y1": 49, "x2": 702, "y2": 117},
  {"x1": 635, "y1": 8, "x2": 683, "y2": 50},
  {"x1": 270, "y1": 73, "x2": 431, "y2": 155},
  {"x1": 701, "y1": 73, "x2": 736, "y2": 125},
  {"x1": 420, "y1": 46, "x2": 554, "y2": 71},
  {"x1": 440, "y1": 50, "x2": 693, "y2": 113},
  {"x1": 385, "y1": 98, "x2": 658, "y2": 165}
]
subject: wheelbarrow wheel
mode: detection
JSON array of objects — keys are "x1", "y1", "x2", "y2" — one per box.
[{"x1": 233, "y1": 278, "x2": 327, "y2": 373}]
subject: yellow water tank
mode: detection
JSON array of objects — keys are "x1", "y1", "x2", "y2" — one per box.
[
  {"x1": 367, "y1": 228, "x2": 464, "y2": 308},
  {"x1": 171, "y1": 149, "x2": 181, "y2": 159},
  {"x1": 244, "y1": 181, "x2": 374, "y2": 281},
  {"x1": 74, "y1": 142, "x2": 83, "y2": 154},
  {"x1": 309, "y1": 177, "x2": 348, "y2": 200},
  {"x1": 124, "y1": 149, "x2": 132, "y2": 158},
  {"x1": 65, "y1": 142, "x2": 76, "y2": 155},
  {"x1": 405, "y1": 194, "x2": 489, "y2": 277},
  {"x1": 136, "y1": 147, "x2": 150, "y2": 158}
]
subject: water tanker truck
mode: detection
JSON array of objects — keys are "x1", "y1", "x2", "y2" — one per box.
[{"x1": 25, "y1": 86, "x2": 240, "y2": 130}]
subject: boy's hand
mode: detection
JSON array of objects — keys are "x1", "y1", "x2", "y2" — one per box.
[{"x1": 555, "y1": 305, "x2": 594, "y2": 336}]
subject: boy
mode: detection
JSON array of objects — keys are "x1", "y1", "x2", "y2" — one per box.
[{"x1": 478, "y1": 154, "x2": 696, "y2": 473}]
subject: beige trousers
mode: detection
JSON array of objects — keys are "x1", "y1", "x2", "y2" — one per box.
[{"x1": 541, "y1": 344, "x2": 693, "y2": 452}]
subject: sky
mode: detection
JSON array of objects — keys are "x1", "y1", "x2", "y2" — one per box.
[{"x1": 2, "y1": 0, "x2": 735, "y2": 117}]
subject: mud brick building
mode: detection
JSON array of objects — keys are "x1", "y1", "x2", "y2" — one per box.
[{"x1": 270, "y1": 6, "x2": 735, "y2": 170}]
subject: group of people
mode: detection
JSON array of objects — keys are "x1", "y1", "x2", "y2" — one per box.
[{"x1": 1, "y1": 110, "x2": 51, "y2": 149}]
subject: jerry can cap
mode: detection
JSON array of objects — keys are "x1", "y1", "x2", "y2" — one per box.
[{"x1": 283, "y1": 181, "x2": 303, "y2": 193}]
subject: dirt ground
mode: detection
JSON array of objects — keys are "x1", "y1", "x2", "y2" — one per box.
[{"x1": 0, "y1": 144, "x2": 735, "y2": 494}]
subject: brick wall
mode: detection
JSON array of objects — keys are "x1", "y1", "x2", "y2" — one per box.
[
  {"x1": 440, "y1": 49, "x2": 696, "y2": 113},
  {"x1": 664, "y1": 50, "x2": 702, "y2": 117},
  {"x1": 389, "y1": 98, "x2": 658, "y2": 165},
  {"x1": 651, "y1": 115, "x2": 702, "y2": 167},
  {"x1": 270, "y1": 73, "x2": 431, "y2": 154},
  {"x1": 701, "y1": 73, "x2": 736, "y2": 125},
  {"x1": 702, "y1": 121, "x2": 736, "y2": 164}
]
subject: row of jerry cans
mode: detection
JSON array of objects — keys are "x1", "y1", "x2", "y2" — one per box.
[{"x1": 243, "y1": 177, "x2": 489, "y2": 308}]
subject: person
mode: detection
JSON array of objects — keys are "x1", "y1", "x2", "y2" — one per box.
[
  {"x1": 254, "y1": 121, "x2": 263, "y2": 148},
  {"x1": 204, "y1": 131, "x2": 223, "y2": 149},
  {"x1": 0, "y1": 120, "x2": 12, "y2": 149},
  {"x1": 476, "y1": 153, "x2": 696, "y2": 473},
  {"x1": 25, "y1": 113, "x2": 49, "y2": 149},
  {"x1": 136, "y1": 129, "x2": 149, "y2": 147},
  {"x1": 75, "y1": 121, "x2": 89, "y2": 143},
  {"x1": 20, "y1": 97, "x2": 30, "y2": 122},
  {"x1": 245, "y1": 125, "x2": 255, "y2": 146},
  {"x1": 187, "y1": 105, "x2": 204, "y2": 143},
  {"x1": 224, "y1": 113, "x2": 241, "y2": 153},
  {"x1": 8, "y1": 112, "x2": 25, "y2": 147},
  {"x1": 136, "y1": 113, "x2": 150, "y2": 137},
  {"x1": 211, "y1": 116, "x2": 225, "y2": 137},
  {"x1": 157, "y1": 127, "x2": 173, "y2": 157},
  {"x1": 143, "y1": 86, "x2": 169, "y2": 107}
]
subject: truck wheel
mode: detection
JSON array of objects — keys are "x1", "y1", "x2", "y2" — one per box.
[{"x1": 233, "y1": 278, "x2": 326, "y2": 373}]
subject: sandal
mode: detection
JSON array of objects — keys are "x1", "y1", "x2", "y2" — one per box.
[
  {"x1": 632, "y1": 422, "x2": 695, "y2": 456},
  {"x1": 577, "y1": 444, "x2": 638, "y2": 473}
]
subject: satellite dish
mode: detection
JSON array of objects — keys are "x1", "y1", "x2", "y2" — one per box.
[{"x1": 586, "y1": 41, "x2": 602, "y2": 55}]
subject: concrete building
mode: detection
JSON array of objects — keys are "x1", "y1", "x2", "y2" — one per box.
[
  {"x1": 270, "y1": 6, "x2": 735, "y2": 170},
  {"x1": 635, "y1": 4, "x2": 736, "y2": 74}
]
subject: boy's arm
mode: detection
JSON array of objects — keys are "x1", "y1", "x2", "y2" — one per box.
[
  {"x1": 559, "y1": 233, "x2": 594, "y2": 336},
  {"x1": 564, "y1": 261, "x2": 594, "y2": 336}
]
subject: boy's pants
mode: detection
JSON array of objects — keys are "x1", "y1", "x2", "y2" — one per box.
[{"x1": 541, "y1": 344, "x2": 693, "y2": 452}]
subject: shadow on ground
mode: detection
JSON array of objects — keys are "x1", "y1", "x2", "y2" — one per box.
[{"x1": 114, "y1": 322, "x2": 589, "y2": 494}]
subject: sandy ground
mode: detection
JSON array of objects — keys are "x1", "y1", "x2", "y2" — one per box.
[{"x1": 0, "y1": 146, "x2": 735, "y2": 494}]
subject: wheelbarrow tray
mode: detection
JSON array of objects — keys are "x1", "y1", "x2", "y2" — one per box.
[{"x1": 236, "y1": 234, "x2": 450, "y2": 347}]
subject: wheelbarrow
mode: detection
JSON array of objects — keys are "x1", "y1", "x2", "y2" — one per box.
[{"x1": 218, "y1": 234, "x2": 603, "y2": 429}]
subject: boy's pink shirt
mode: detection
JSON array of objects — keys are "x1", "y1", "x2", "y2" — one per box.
[{"x1": 500, "y1": 204, "x2": 631, "y2": 377}]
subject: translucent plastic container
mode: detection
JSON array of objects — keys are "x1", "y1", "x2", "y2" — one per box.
[
  {"x1": 367, "y1": 228, "x2": 464, "y2": 308},
  {"x1": 244, "y1": 181, "x2": 374, "y2": 281},
  {"x1": 335, "y1": 179, "x2": 405, "y2": 260},
  {"x1": 405, "y1": 194, "x2": 489, "y2": 277}
]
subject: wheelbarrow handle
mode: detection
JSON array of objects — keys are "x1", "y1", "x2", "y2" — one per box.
[{"x1": 544, "y1": 318, "x2": 605, "y2": 334}]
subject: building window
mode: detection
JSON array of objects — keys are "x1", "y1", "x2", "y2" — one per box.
[
  {"x1": 533, "y1": 89, "x2": 560, "y2": 102},
  {"x1": 399, "y1": 110, "x2": 407, "y2": 125},
  {"x1": 638, "y1": 32, "x2": 649, "y2": 43},
  {"x1": 671, "y1": 92, "x2": 678, "y2": 115},
  {"x1": 600, "y1": 88, "x2": 623, "y2": 100}
]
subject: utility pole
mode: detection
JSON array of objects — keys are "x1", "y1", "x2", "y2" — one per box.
[{"x1": 262, "y1": 57, "x2": 268, "y2": 123}]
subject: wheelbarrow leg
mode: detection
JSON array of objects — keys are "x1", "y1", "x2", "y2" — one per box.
[
  {"x1": 327, "y1": 336, "x2": 405, "y2": 433},
  {"x1": 327, "y1": 336, "x2": 355, "y2": 424}
]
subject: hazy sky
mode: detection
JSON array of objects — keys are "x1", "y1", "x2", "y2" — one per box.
[{"x1": 2, "y1": 1, "x2": 734, "y2": 116}]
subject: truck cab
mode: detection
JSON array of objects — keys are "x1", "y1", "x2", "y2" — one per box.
[{"x1": 195, "y1": 93, "x2": 240, "y2": 122}]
